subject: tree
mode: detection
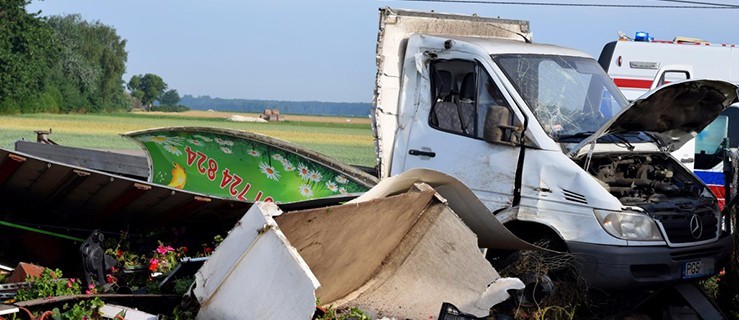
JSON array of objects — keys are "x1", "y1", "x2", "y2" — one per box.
[
  {"x1": 46, "y1": 14, "x2": 129, "y2": 112},
  {"x1": 0, "y1": 0, "x2": 59, "y2": 113},
  {"x1": 127, "y1": 73, "x2": 167, "y2": 111},
  {"x1": 160, "y1": 89, "x2": 180, "y2": 106}
]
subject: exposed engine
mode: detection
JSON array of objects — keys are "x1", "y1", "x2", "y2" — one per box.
[
  {"x1": 587, "y1": 154, "x2": 704, "y2": 203},
  {"x1": 585, "y1": 153, "x2": 719, "y2": 243}
]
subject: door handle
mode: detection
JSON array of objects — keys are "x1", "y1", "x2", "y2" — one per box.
[{"x1": 409, "y1": 149, "x2": 436, "y2": 158}]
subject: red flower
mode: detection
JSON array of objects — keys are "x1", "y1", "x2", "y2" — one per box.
[
  {"x1": 116, "y1": 250, "x2": 123, "y2": 257},
  {"x1": 148, "y1": 258, "x2": 159, "y2": 272},
  {"x1": 204, "y1": 247, "x2": 213, "y2": 254},
  {"x1": 180, "y1": 246, "x2": 188, "y2": 253}
]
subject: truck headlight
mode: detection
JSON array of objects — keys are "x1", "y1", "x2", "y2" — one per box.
[{"x1": 594, "y1": 209, "x2": 664, "y2": 241}]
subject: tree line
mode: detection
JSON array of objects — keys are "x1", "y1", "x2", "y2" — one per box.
[
  {"x1": 0, "y1": 0, "x2": 183, "y2": 114},
  {"x1": 180, "y1": 95, "x2": 372, "y2": 117}
]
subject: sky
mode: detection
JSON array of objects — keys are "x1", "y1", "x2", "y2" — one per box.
[{"x1": 27, "y1": 0, "x2": 739, "y2": 103}]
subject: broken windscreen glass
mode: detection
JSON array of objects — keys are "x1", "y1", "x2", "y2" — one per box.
[{"x1": 492, "y1": 54, "x2": 628, "y2": 142}]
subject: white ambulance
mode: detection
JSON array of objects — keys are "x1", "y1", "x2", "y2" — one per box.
[
  {"x1": 599, "y1": 33, "x2": 739, "y2": 207},
  {"x1": 598, "y1": 33, "x2": 739, "y2": 101}
]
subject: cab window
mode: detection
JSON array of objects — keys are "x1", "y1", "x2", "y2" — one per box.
[{"x1": 429, "y1": 60, "x2": 516, "y2": 141}]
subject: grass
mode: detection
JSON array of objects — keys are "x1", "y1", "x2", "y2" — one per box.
[{"x1": 0, "y1": 111, "x2": 376, "y2": 166}]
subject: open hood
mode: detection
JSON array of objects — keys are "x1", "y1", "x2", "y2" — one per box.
[{"x1": 570, "y1": 79, "x2": 738, "y2": 156}]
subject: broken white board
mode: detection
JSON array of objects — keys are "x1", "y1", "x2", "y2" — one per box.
[
  {"x1": 275, "y1": 183, "x2": 501, "y2": 318},
  {"x1": 193, "y1": 202, "x2": 319, "y2": 320}
]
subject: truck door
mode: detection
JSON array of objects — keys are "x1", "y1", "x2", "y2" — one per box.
[{"x1": 399, "y1": 58, "x2": 522, "y2": 212}]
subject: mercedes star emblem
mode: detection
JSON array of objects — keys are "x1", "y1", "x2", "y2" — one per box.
[{"x1": 689, "y1": 214, "x2": 703, "y2": 239}]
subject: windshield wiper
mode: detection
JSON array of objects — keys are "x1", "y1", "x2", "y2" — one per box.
[
  {"x1": 606, "y1": 133, "x2": 635, "y2": 151},
  {"x1": 556, "y1": 131, "x2": 595, "y2": 142}
]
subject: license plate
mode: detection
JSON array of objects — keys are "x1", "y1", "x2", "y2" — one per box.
[{"x1": 682, "y1": 258, "x2": 714, "y2": 279}]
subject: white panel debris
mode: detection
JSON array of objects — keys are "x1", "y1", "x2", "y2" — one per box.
[{"x1": 193, "y1": 202, "x2": 319, "y2": 320}]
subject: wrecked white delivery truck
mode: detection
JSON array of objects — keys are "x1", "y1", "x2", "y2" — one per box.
[{"x1": 372, "y1": 8, "x2": 737, "y2": 290}]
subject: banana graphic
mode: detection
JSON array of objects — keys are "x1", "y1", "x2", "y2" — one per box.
[{"x1": 167, "y1": 162, "x2": 187, "y2": 189}]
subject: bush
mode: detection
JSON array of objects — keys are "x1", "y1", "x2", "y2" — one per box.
[{"x1": 0, "y1": 98, "x2": 21, "y2": 114}]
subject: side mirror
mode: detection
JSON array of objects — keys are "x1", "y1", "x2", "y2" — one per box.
[{"x1": 483, "y1": 106, "x2": 521, "y2": 146}]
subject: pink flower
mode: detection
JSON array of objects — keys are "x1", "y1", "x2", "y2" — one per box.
[{"x1": 156, "y1": 245, "x2": 175, "y2": 254}]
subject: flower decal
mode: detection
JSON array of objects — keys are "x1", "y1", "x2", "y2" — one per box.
[
  {"x1": 283, "y1": 163, "x2": 295, "y2": 172},
  {"x1": 339, "y1": 187, "x2": 348, "y2": 194},
  {"x1": 220, "y1": 146, "x2": 233, "y2": 154},
  {"x1": 299, "y1": 184, "x2": 313, "y2": 198},
  {"x1": 298, "y1": 164, "x2": 310, "y2": 180},
  {"x1": 164, "y1": 145, "x2": 182, "y2": 156},
  {"x1": 215, "y1": 138, "x2": 234, "y2": 146},
  {"x1": 326, "y1": 181, "x2": 338, "y2": 192},
  {"x1": 248, "y1": 149, "x2": 261, "y2": 157},
  {"x1": 188, "y1": 139, "x2": 202, "y2": 146},
  {"x1": 259, "y1": 162, "x2": 280, "y2": 180},
  {"x1": 335, "y1": 175, "x2": 348, "y2": 184},
  {"x1": 193, "y1": 134, "x2": 212, "y2": 142},
  {"x1": 308, "y1": 171, "x2": 322, "y2": 182},
  {"x1": 272, "y1": 154, "x2": 284, "y2": 161}
]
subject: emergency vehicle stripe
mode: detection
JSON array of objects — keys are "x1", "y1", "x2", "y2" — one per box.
[{"x1": 613, "y1": 78, "x2": 652, "y2": 89}]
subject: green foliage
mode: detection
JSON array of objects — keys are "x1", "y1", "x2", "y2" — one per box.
[
  {"x1": 50, "y1": 297, "x2": 104, "y2": 320},
  {"x1": 128, "y1": 73, "x2": 167, "y2": 110},
  {"x1": 15, "y1": 268, "x2": 80, "y2": 301},
  {"x1": 0, "y1": 5, "x2": 129, "y2": 114},
  {"x1": 46, "y1": 14, "x2": 129, "y2": 112},
  {"x1": 160, "y1": 89, "x2": 181, "y2": 106},
  {"x1": 151, "y1": 104, "x2": 190, "y2": 112},
  {"x1": 316, "y1": 305, "x2": 370, "y2": 320},
  {"x1": 173, "y1": 277, "x2": 194, "y2": 295},
  {"x1": 0, "y1": 0, "x2": 59, "y2": 113}
]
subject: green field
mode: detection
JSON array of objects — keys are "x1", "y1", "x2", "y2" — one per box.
[{"x1": 0, "y1": 112, "x2": 377, "y2": 166}]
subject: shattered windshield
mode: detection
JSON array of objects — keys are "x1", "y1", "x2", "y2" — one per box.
[{"x1": 492, "y1": 54, "x2": 629, "y2": 141}]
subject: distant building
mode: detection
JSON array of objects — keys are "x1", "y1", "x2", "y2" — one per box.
[{"x1": 261, "y1": 108, "x2": 285, "y2": 121}]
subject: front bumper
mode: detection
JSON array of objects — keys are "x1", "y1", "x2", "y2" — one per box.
[{"x1": 566, "y1": 233, "x2": 733, "y2": 291}]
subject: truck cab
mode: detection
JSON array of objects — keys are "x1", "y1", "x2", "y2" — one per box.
[{"x1": 373, "y1": 8, "x2": 737, "y2": 290}]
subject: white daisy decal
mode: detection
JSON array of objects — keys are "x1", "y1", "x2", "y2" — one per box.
[
  {"x1": 188, "y1": 139, "x2": 202, "y2": 146},
  {"x1": 271, "y1": 154, "x2": 284, "y2": 161},
  {"x1": 339, "y1": 187, "x2": 348, "y2": 194},
  {"x1": 284, "y1": 163, "x2": 295, "y2": 172},
  {"x1": 193, "y1": 134, "x2": 212, "y2": 142},
  {"x1": 309, "y1": 171, "x2": 322, "y2": 183},
  {"x1": 164, "y1": 145, "x2": 181, "y2": 156},
  {"x1": 280, "y1": 158, "x2": 292, "y2": 168},
  {"x1": 326, "y1": 181, "x2": 338, "y2": 192},
  {"x1": 335, "y1": 175, "x2": 348, "y2": 184},
  {"x1": 299, "y1": 184, "x2": 313, "y2": 198},
  {"x1": 259, "y1": 162, "x2": 280, "y2": 180},
  {"x1": 247, "y1": 149, "x2": 261, "y2": 157},
  {"x1": 220, "y1": 146, "x2": 232, "y2": 154},
  {"x1": 297, "y1": 164, "x2": 310, "y2": 180},
  {"x1": 215, "y1": 138, "x2": 234, "y2": 146}
]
